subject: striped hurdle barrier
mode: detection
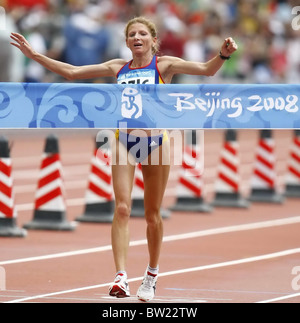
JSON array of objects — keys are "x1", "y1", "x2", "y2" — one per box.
[
  {"x1": 285, "y1": 130, "x2": 300, "y2": 197},
  {"x1": 170, "y1": 130, "x2": 212, "y2": 213},
  {"x1": 0, "y1": 136, "x2": 27, "y2": 237},
  {"x1": 76, "y1": 135, "x2": 114, "y2": 223},
  {"x1": 249, "y1": 130, "x2": 284, "y2": 204},
  {"x1": 211, "y1": 130, "x2": 249, "y2": 208},
  {"x1": 23, "y1": 135, "x2": 77, "y2": 231}
]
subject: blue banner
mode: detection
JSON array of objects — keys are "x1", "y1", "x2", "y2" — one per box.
[{"x1": 0, "y1": 82, "x2": 299, "y2": 129}]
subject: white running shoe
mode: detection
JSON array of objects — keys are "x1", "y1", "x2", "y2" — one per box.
[
  {"x1": 137, "y1": 271, "x2": 158, "y2": 302},
  {"x1": 109, "y1": 273, "x2": 130, "y2": 298}
]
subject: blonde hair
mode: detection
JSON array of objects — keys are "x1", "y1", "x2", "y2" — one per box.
[{"x1": 125, "y1": 17, "x2": 160, "y2": 55}]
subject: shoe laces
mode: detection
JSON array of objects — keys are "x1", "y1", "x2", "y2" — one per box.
[
  {"x1": 143, "y1": 272, "x2": 157, "y2": 289},
  {"x1": 115, "y1": 273, "x2": 126, "y2": 284}
]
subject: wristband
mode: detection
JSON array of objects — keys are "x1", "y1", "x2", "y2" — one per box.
[{"x1": 219, "y1": 51, "x2": 231, "y2": 60}]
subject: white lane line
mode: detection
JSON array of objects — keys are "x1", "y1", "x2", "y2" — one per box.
[
  {"x1": 5, "y1": 247, "x2": 300, "y2": 303},
  {"x1": 162, "y1": 216, "x2": 300, "y2": 243},
  {"x1": 3, "y1": 276, "x2": 140, "y2": 304},
  {"x1": 158, "y1": 248, "x2": 300, "y2": 278},
  {"x1": 1, "y1": 216, "x2": 300, "y2": 266},
  {"x1": 256, "y1": 292, "x2": 300, "y2": 303}
]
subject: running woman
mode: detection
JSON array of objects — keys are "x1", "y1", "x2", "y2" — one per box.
[{"x1": 11, "y1": 16, "x2": 237, "y2": 302}]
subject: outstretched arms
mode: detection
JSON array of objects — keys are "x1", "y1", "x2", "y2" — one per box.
[
  {"x1": 159, "y1": 37, "x2": 238, "y2": 81},
  {"x1": 10, "y1": 32, "x2": 125, "y2": 81},
  {"x1": 204, "y1": 37, "x2": 239, "y2": 76},
  {"x1": 11, "y1": 32, "x2": 238, "y2": 83}
]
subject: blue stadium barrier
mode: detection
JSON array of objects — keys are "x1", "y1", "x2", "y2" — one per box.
[{"x1": 0, "y1": 83, "x2": 299, "y2": 129}]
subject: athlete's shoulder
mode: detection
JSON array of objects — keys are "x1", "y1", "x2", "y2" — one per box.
[
  {"x1": 157, "y1": 55, "x2": 183, "y2": 69},
  {"x1": 103, "y1": 59, "x2": 128, "y2": 76},
  {"x1": 156, "y1": 55, "x2": 182, "y2": 80},
  {"x1": 105, "y1": 59, "x2": 128, "y2": 69},
  {"x1": 157, "y1": 55, "x2": 182, "y2": 64}
]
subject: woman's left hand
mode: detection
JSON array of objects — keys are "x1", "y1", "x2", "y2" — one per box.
[{"x1": 220, "y1": 37, "x2": 238, "y2": 57}]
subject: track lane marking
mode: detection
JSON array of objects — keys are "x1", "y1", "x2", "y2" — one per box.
[
  {"x1": 4, "y1": 247, "x2": 300, "y2": 303},
  {"x1": 256, "y1": 292, "x2": 300, "y2": 303},
  {"x1": 1, "y1": 216, "x2": 300, "y2": 266}
]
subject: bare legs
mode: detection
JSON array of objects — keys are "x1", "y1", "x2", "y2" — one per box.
[
  {"x1": 111, "y1": 135, "x2": 170, "y2": 273},
  {"x1": 111, "y1": 140, "x2": 135, "y2": 272},
  {"x1": 142, "y1": 163, "x2": 170, "y2": 268}
]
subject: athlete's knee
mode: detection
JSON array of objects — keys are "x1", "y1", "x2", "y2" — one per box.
[
  {"x1": 115, "y1": 202, "x2": 131, "y2": 219},
  {"x1": 145, "y1": 207, "x2": 162, "y2": 226}
]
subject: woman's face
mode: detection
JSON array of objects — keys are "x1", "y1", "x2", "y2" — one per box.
[{"x1": 126, "y1": 23, "x2": 156, "y2": 56}]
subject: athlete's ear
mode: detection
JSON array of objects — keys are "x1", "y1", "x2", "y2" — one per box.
[{"x1": 152, "y1": 37, "x2": 158, "y2": 53}]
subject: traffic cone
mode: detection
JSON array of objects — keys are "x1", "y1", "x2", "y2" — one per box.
[
  {"x1": 131, "y1": 163, "x2": 171, "y2": 219},
  {"x1": 249, "y1": 130, "x2": 284, "y2": 203},
  {"x1": 170, "y1": 130, "x2": 212, "y2": 213},
  {"x1": 211, "y1": 130, "x2": 249, "y2": 208},
  {"x1": 23, "y1": 134, "x2": 76, "y2": 231},
  {"x1": 76, "y1": 136, "x2": 114, "y2": 223},
  {"x1": 285, "y1": 130, "x2": 300, "y2": 197},
  {"x1": 0, "y1": 136, "x2": 27, "y2": 237}
]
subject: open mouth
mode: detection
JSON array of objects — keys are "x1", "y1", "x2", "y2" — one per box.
[{"x1": 134, "y1": 44, "x2": 143, "y2": 47}]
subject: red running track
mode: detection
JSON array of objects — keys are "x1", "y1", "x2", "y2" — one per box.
[{"x1": 0, "y1": 130, "x2": 300, "y2": 304}]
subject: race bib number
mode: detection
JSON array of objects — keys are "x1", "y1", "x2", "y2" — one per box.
[{"x1": 118, "y1": 69, "x2": 155, "y2": 84}]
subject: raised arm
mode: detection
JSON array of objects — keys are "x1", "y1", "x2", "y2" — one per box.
[
  {"x1": 10, "y1": 32, "x2": 125, "y2": 81},
  {"x1": 159, "y1": 37, "x2": 238, "y2": 81}
]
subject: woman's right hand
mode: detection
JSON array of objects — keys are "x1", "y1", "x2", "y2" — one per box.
[{"x1": 10, "y1": 32, "x2": 36, "y2": 59}]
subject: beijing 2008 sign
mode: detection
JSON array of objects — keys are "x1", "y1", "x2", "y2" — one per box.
[{"x1": 0, "y1": 83, "x2": 299, "y2": 129}]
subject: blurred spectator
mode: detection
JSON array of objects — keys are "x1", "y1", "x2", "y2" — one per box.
[
  {"x1": 0, "y1": 0, "x2": 24, "y2": 81},
  {"x1": 20, "y1": 8, "x2": 47, "y2": 82},
  {"x1": 7, "y1": 0, "x2": 47, "y2": 9},
  {"x1": 160, "y1": 28, "x2": 184, "y2": 57},
  {"x1": 63, "y1": 0, "x2": 109, "y2": 68},
  {"x1": 0, "y1": 2, "x2": 11, "y2": 82},
  {"x1": 2, "y1": 0, "x2": 300, "y2": 84}
]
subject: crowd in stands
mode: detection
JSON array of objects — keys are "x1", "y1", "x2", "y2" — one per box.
[{"x1": 0, "y1": 0, "x2": 299, "y2": 84}]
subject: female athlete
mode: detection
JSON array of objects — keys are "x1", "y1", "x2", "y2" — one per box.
[{"x1": 11, "y1": 16, "x2": 237, "y2": 302}]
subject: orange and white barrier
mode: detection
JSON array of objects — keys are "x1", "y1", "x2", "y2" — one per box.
[
  {"x1": 212, "y1": 130, "x2": 249, "y2": 208},
  {"x1": 76, "y1": 140, "x2": 114, "y2": 223},
  {"x1": 24, "y1": 135, "x2": 76, "y2": 230},
  {"x1": 170, "y1": 130, "x2": 212, "y2": 213},
  {"x1": 35, "y1": 152, "x2": 65, "y2": 212},
  {"x1": 249, "y1": 130, "x2": 284, "y2": 203},
  {"x1": 178, "y1": 145, "x2": 203, "y2": 197},
  {"x1": 0, "y1": 157, "x2": 15, "y2": 219},
  {"x1": 285, "y1": 130, "x2": 300, "y2": 197},
  {"x1": 0, "y1": 136, "x2": 26, "y2": 237}
]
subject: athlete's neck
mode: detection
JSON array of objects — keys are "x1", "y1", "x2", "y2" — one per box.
[{"x1": 131, "y1": 54, "x2": 153, "y2": 68}]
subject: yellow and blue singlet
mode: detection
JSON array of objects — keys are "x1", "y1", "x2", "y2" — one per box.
[{"x1": 115, "y1": 56, "x2": 168, "y2": 163}]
